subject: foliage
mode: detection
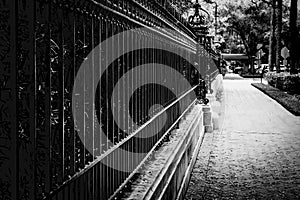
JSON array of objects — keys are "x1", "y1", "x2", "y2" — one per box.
[
  {"x1": 216, "y1": 0, "x2": 272, "y2": 58},
  {"x1": 172, "y1": 0, "x2": 300, "y2": 70},
  {"x1": 170, "y1": 0, "x2": 194, "y2": 17},
  {"x1": 265, "y1": 71, "x2": 300, "y2": 94}
]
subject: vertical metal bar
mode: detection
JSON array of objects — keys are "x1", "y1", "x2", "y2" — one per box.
[
  {"x1": 110, "y1": 18, "x2": 118, "y2": 192},
  {"x1": 59, "y1": 3, "x2": 65, "y2": 183},
  {"x1": 69, "y1": 0, "x2": 75, "y2": 178},
  {"x1": 135, "y1": 28, "x2": 139, "y2": 164},
  {"x1": 96, "y1": 15, "x2": 100, "y2": 158},
  {"x1": 74, "y1": 2, "x2": 79, "y2": 173},
  {"x1": 134, "y1": 29, "x2": 138, "y2": 131},
  {"x1": 46, "y1": 1, "x2": 53, "y2": 195},
  {"x1": 104, "y1": 16, "x2": 110, "y2": 198},
  {"x1": 129, "y1": 26, "x2": 133, "y2": 135},
  {"x1": 125, "y1": 25, "x2": 130, "y2": 174},
  {"x1": 69, "y1": 180, "x2": 74, "y2": 200},
  {"x1": 5, "y1": 0, "x2": 19, "y2": 199},
  {"x1": 84, "y1": 11, "x2": 90, "y2": 168},
  {"x1": 70, "y1": 0, "x2": 76, "y2": 178},
  {"x1": 95, "y1": 164, "x2": 100, "y2": 200},
  {"x1": 91, "y1": 13, "x2": 96, "y2": 200},
  {"x1": 121, "y1": 24, "x2": 126, "y2": 138},
  {"x1": 144, "y1": 32, "x2": 147, "y2": 125},
  {"x1": 81, "y1": 12, "x2": 86, "y2": 170},
  {"x1": 100, "y1": 15, "x2": 105, "y2": 155},
  {"x1": 131, "y1": 27, "x2": 135, "y2": 171},
  {"x1": 17, "y1": 0, "x2": 36, "y2": 199},
  {"x1": 74, "y1": 7, "x2": 84, "y2": 172},
  {"x1": 73, "y1": 177, "x2": 78, "y2": 200},
  {"x1": 105, "y1": 17, "x2": 109, "y2": 152},
  {"x1": 63, "y1": 0, "x2": 71, "y2": 182},
  {"x1": 151, "y1": 33, "x2": 154, "y2": 138},
  {"x1": 91, "y1": 13, "x2": 95, "y2": 163},
  {"x1": 116, "y1": 20, "x2": 121, "y2": 187},
  {"x1": 49, "y1": 1, "x2": 62, "y2": 188},
  {"x1": 139, "y1": 30, "x2": 143, "y2": 154},
  {"x1": 0, "y1": 0, "x2": 18, "y2": 199},
  {"x1": 99, "y1": 162, "x2": 106, "y2": 199},
  {"x1": 175, "y1": 46, "x2": 178, "y2": 99},
  {"x1": 137, "y1": 30, "x2": 140, "y2": 127},
  {"x1": 120, "y1": 23, "x2": 125, "y2": 143},
  {"x1": 79, "y1": 174, "x2": 84, "y2": 200},
  {"x1": 93, "y1": 14, "x2": 100, "y2": 200}
]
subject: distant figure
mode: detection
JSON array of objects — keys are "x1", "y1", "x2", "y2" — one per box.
[
  {"x1": 210, "y1": 68, "x2": 225, "y2": 130},
  {"x1": 211, "y1": 69, "x2": 224, "y2": 103}
]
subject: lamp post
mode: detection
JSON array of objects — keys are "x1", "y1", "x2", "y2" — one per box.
[
  {"x1": 188, "y1": 0, "x2": 210, "y2": 104},
  {"x1": 203, "y1": 0, "x2": 218, "y2": 37},
  {"x1": 213, "y1": 2, "x2": 218, "y2": 36}
]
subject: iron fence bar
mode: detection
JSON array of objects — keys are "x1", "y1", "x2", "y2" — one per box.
[
  {"x1": 82, "y1": 12, "x2": 87, "y2": 171},
  {"x1": 109, "y1": 96, "x2": 198, "y2": 200},
  {"x1": 91, "y1": 14, "x2": 96, "y2": 200},
  {"x1": 43, "y1": 83, "x2": 197, "y2": 199},
  {"x1": 90, "y1": 0, "x2": 197, "y2": 52},
  {"x1": 61, "y1": 5, "x2": 66, "y2": 183},
  {"x1": 104, "y1": 16, "x2": 109, "y2": 152},
  {"x1": 74, "y1": 3, "x2": 82, "y2": 173},
  {"x1": 1, "y1": 0, "x2": 219, "y2": 199},
  {"x1": 150, "y1": 0, "x2": 196, "y2": 40},
  {"x1": 130, "y1": 0, "x2": 196, "y2": 43},
  {"x1": 62, "y1": 0, "x2": 76, "y2": 181},
  {"x1": 1, "y1": 0, "x2": 18, "y2": 199},
  {"x1": 16, "y1": 0, "x2": 37, "y2": 198},
  {"x1": 98, "y1": 14, "x2": 105, "y2": 199}
]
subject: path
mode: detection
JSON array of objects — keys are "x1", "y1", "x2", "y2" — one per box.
[{"x1": 185, "y1": 74, "x2": 300, "y2": 199}]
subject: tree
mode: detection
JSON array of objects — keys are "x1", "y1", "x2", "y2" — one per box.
[
  {"x1": 289, "y1": 0, "x2": 298, "y2": 74},
  {"x1": 269, "y1": 0, "x2": 276, "y2": 71},
  {"x1": 173, "y1": 0, "x2": 292, "y2": 73},
  {"x1": 275, "y1": 0, "x2": 283, "y2": 72},
  {"x1": 170, "y1": 0, "x2": 193, "y2": 17},
  {"x1": 217, "y1": 1, "x2": 271, "y2": 62}
]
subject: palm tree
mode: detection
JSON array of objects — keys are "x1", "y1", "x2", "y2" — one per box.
[{"x1": 289, "y1": 0, "x2": 298, "y2": 74}]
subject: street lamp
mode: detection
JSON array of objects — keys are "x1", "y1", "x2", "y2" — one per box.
[
  {"x1": 213, "y1": 2, "x2": 218, "y2": 36},
  {"x1": 203, "y1": 0, "x2": 218, "y2": 37},
  {"x1": 188, "y1": 0, "x2": 210, "y2": 104},
  {"x1": 188, "y1": 0, "x2": 210, "y2": 41}
]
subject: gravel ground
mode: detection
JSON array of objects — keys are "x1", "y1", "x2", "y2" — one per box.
[{"x1": 185, "y1": 75, "x2": 300, "y2": 200}]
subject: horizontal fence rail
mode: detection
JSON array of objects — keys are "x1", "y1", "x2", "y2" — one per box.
[{"x1": 0, "y1": 0, "x2": 220, "y2": 199}]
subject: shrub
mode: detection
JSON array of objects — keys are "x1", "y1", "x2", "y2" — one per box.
[{"x1": 265, "y1": 72, "x2": 300, "y2": 95}]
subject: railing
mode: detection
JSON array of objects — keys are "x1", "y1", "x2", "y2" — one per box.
[
  {"x1": 0, "y1": 0, "x2": 217, "y2": 200},
  {"x1": 197, "y1": 34, "x2": 221, "y2": 93}
]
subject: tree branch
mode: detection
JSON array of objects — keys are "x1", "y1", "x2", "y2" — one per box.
[{"x1": 251, "y1": 0, "x2": 259, "y2": 9}]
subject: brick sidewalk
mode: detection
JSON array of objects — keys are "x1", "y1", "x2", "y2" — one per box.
[{"x1": 185, "y1": 75, "x2": 300, "y2": 199}]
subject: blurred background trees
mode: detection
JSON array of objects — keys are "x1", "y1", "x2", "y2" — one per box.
[{"x1": 172, "y1": 0, "x2": 300, "y2": 73}]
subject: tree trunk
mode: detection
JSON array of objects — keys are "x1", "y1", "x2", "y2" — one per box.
[
  {"x1": 275, "y1": 0, "x2": 282, "y2": 73},
  {"x1": 238, "y1": 30, "x2": 253, "y2": 73},
  {"x1": 268, "y1": 0, "x2": 276, "y2": 71},
  {"x1": 290, "y1": 0, "x2": 298, "y2": 74}
]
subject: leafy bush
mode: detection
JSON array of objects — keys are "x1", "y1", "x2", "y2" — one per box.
[{"x1": 265, "y1": 72, "x2": 300, "y2": 95}]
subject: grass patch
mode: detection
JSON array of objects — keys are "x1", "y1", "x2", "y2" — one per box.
[{"x1": 252, "y1": 83, "x2": 300, "y2": 116}]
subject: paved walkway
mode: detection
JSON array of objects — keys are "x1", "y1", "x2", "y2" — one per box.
[{"x1": 185, "y1": 74, "x2": 300, "y2": 199}]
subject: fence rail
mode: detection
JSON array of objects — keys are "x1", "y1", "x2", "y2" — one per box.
[{"x1": 0, "y1": 0, "x2": 218, "y2": 199}]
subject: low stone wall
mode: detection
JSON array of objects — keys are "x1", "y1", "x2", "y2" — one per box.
[{"x1": 121, "y1": 104, "x2": 212, "y2": 200}]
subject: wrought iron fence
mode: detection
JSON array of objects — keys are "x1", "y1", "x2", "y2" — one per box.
[{"x1": 0, "y1": 0, "x2": 218, "y2": 200}]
